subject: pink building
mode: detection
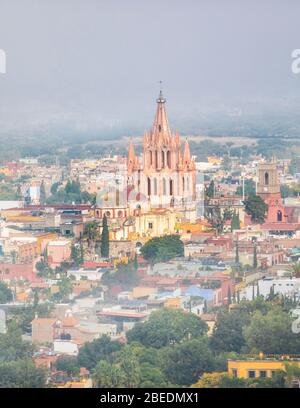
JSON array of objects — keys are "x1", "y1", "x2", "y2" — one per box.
[
  {"x1": 47, "y1": 240, "x2": 71, "y2": 266},
  {"x1": 0, "y1": 262, "x2": 37, "y2": 282}
]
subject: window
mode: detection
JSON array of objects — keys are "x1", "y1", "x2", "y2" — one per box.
[
  {"x1": 154, "y1": 178, "x2": 158, "y2": 195},
  {"x1": 259, "y1": 371, "x2": 267, "y2": 378},
  {"x1": 167, "y1": 150, "x2": 171, "y2": 168},
  {"x1": 264, "y1": 172, "x2": 269, "y2": 185},
  {"x1": 148, "y1": 223, "x2": 153, "y2": 229},
  {"x1": 277, "y1": 210, "x2": 282, "y2": 222},
  {"x1": 169, "y1": 179, "x2": 173, "y2": 196},
  {"x1": 147, "y1": 177, "x2": 151, "y2": 196},
  {"x1": 163, "y1": 178, "x2": 166, "y2": 195},
  {"x1": 271, "y1": 371, "x2": 277, "y2": 378},
  {"x1": 248, "y1": 370, "x2": 256, "y2": 378},
  {"x1": 231, "y1": 369, "x2": 238, "y2": 378}
]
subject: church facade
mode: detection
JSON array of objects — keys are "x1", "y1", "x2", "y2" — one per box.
[
  {"x1": 127, "y1": 90, "x2": 197, "y2": 223},
  {"x1": 95, "y1": 91, "x2": 197, "y2": 239}
]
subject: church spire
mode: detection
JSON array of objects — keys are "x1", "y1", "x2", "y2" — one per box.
[
  {"x1": 183, "y1": 137, "x2": 191, "y2": 164},
  {"x1": 128, "y1": 138, "x2": 135, "y2": 164},
  {"x1": 151, "y1": 88, "x2": 172, "y2": 145}
]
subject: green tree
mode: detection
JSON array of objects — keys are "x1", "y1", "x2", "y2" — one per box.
[
  {"x1": 231, "y1": 212, "x2": 240, "y2": 231},
  {"x1": 55, "y1": 276, "x2": 73, "y2": 302},
  {"x1": 93, "y1": 360, "x2": 125, "y2": 388},
  {"x1": 117, "y1": 345, "x2": 140, "y2": 388},
  {"x1": 0, "y1": 358, "x2": 46, "y2": 388},
  {"x1": 243, "y1": 194, "x2": 268, "y2": 224},
  {"x1": 35, "y1": 260, "x2": 53, "y2": 278},
  {"x1": 101, "y1": 215, "x2": 109, "y2": 258},
  {"x1": 0, "y1": 281, "x2": 13, "y2": 303},
  {"x1": 243, "y1": 308, "x2": 300, "y2": 354},
  {"x1": 253, "y1": 244, "x2": 258, "y2": 269},
  {"x1": 291, "y1": 263, "x2": 300, "y2": 278},
  {"x1": 55, "y1": 356, "x2": 80, "y2": 376},
  {"x1": 204, "y1": 205, "x2": 224, "y2": 234},
  {"x1": 0, "y1": 322, "x2": 34, "y2": 361},
  {"x1": 127, "y1": 308, "x2": 208, "y2": 348},
  {"x1": 236, "y1": 179, "x2": 256, "y2": 197},
  {"x1": 210, "y1": 310, "x2": 250, "y2": 353},
  {"x1": 77, "y1": 335, "x2": 122, "y2": 370},
  {"x1": 140, "y1": 235, "x2": 183, "y2": 265},
  {"x1": 192, "y1": 372, "x2": 246, "y2": 388},
  {"x1": 205, "y1": 180, "x2": 215, "y2": 198},
  {"x1": 159, "y1": 338, "x2": 215, "y2": 386}
]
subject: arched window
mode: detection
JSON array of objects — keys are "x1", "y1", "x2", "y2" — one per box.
[
  {"x1": 162, "y1": 151, "x2": 165, "y2": 168},
  {"x1": 155, "y1": 151, "x2": 158, "y2": 169},
  {"x1": 182, "y1": 177, "x2": 185, "y2": 192},
  {"x1": 154, "y1": 178, "x2": 158, "y2": 195},
  {"x1": 277, "y1": 210, "x2": 282, "y2": 222},
  {"x1": 169, "y1": 179, "x2": 173, "y2": 196},
  {"x1": 147, "y1": 177, "x2": 151, "y2": 196},
  {"x1": 167, "y1": 151, "x2": 171, "y2": 168},
  {"x1": 117, "y1": 210, "x2": 123, "y2": 218},
  {"x1": 163, "y1": 178, "x2": 167, "y2": 195},
  {"x1": 115, "y1": 189, "x2": 120, "y2": 206},
  {"x1": 105, "y1": 211, "x2": 111, "y2": 217},
  {"x1": 150, "y1": 151, "x2": 153, "y2": 166},
  {"x1": 264, "y1": 172, "x2": 269, "y2": 185}
]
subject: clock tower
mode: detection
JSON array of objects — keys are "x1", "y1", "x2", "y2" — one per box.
[{"x1": 256, "y1": 160, "x2": 285, "y2": 223}]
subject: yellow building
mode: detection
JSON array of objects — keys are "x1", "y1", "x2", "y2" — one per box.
[
  {"x1": 175, "y1": 220, "x2": 212, "y2": 234},
  {"x1": 134, "y1": 208, "x2": 180, "y2": 238},
  {"x1": 57, "y1": 378, "x2": 92, "y2": 388},
  {"x1": 228, "y1": 357, "x2": 300, "y2": 379},
  {"x1": 207, "y1": 156, "x2": 222, "y2": 166},
  {"x1": 132, "y1": 286, "x2": 157, "y2": 299},
  {"x1": 164, "y1": 297, "x2": 181, "y2": 309},
  {"x1": 35, "y1": 232, "x2": 57, "y2": 255}
]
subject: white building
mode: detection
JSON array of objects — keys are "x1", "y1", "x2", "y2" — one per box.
[{"x1": 240, "y1": 277, "x2": 300, "y2": 300}]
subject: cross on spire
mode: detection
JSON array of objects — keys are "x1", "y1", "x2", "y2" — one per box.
[{"x1": 157, "y1": 80, "x2": 166, "y2": 103}]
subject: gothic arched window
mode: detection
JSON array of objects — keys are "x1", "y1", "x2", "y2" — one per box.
[
  {"x1": 277, "y1": 210, "x2": 282, "y2": 222},
  {"x1": 163, "y1": 178, "x2": 167, "y2": 195},
  {"x1": 182, "y1": 177, "x2": 185, "y2": 192},
  {"x1": 147, "y1": 177, "x2": 151, "y2": 196},
  {"x1": 170, "y1": 179, "x2": 173, "y2": 196},
  {"x1": 154, "y1": 178, "x2": 158, "y2": 195},
  {"x1": 264, "y1": 172, "x2": 269, "y2": 185},
  {"x1": 167, "y1": 151, "x2": 171, "y2": 168},
  {"x1": 162, "y1": 151, "x2": 165, "y2": 168}
]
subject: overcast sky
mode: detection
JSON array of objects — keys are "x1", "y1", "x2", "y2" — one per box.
[{"x1": 1, "y1": 0, "x2": 300, "y2": 132}]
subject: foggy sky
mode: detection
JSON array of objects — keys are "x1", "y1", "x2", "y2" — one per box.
[{"x1": 1, "y1": 0, "x2": 300, "y2": 133}]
